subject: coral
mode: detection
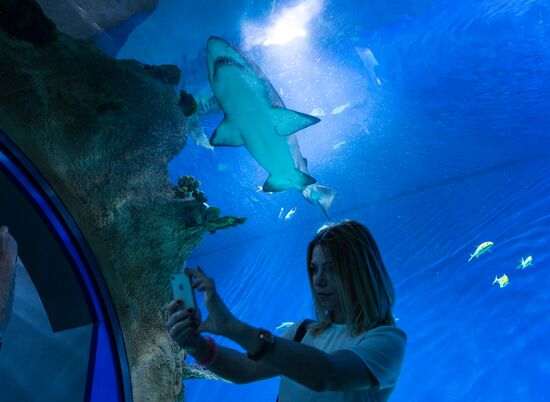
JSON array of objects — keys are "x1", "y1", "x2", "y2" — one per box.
[
  {"x1": 0, "y1": 2, "x2": 245, "y2": 401},
  {"x1": 205, "y1": 212, "x2": 247, "y2": 234},
  {"x1": 178, "y1": 90, "x2": 198, "y2": 117},
  {"x1": 173, "y1": 175, "x2": 210, "y2": 207},
  {"x1": 175, "y1": 175, "x2": 201, "y2": 197}
]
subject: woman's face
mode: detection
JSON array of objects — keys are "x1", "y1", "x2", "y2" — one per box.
[{"x1": 310, "y1": 244, "x2": 342, "y2": 314}]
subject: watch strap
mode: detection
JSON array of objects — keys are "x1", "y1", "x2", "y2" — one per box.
[{"x1": 247, "y1": 329, "x2": 274, "y2": 361}]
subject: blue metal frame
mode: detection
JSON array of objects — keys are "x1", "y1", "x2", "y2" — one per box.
[{"x1": 0, "y1": 129, "x2": 133, "y2": 402}]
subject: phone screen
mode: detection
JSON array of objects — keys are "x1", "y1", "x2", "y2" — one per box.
[{"x1": 170, "y1": 272, "x2": 196, "y2": 309}]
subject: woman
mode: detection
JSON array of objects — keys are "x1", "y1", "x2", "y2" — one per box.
[{"x1": 167, "y1": 219, "x2": 407, "y2": 401}]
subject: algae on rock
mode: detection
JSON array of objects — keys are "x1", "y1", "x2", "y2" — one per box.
[{"x1": 0, "y1": 2, "x2": 245, "y2": 401}]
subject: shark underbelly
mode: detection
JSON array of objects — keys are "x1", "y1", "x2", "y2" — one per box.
[{"x1": 243, "y1": 127, "x2": 295, "y2": 176}]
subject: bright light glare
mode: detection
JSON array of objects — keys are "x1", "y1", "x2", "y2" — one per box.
[
  {"x1": 242, "y1": 0, "x2": 323, "y2": 49},
  {"x1": 263, "y1": 23, "x2": 307, "y2": 46}
]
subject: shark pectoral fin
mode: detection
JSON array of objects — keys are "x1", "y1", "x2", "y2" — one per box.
[
  {"x1": 263, "y1": 170, "x2": 316, "y2": 192},
  {"x1": 210, "y1": 118, "x2": 245, "y2": 147},
  {"x1": 291, "y1": 169, "x2": 316, "y2": 188},
  {"x1": 271, "y1": 107, "x2": 321, "y2": 136},
  {"x1": 263, "y1": 175, "x2": 292, "y2": 192}
]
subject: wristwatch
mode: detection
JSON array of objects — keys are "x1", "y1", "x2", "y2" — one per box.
[{"x1": 247, "y1": 328, "x2": 274, "y2": 361}]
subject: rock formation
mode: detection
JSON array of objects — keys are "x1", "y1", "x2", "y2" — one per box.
[{"x1": 0, "y1": 1, "x2": 244, "y2": 401}]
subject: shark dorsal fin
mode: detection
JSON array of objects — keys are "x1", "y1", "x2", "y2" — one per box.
[
  {"x1": 210, "y1": 118, "x2": 245, "y2": 147},
  {"x1": 270, "y1": 107, "x2": 321, "y2": 137}
]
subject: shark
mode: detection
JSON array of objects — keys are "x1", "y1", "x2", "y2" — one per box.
[{"x1": 206, "y1": 36, "x2": 337, "y2": 219}]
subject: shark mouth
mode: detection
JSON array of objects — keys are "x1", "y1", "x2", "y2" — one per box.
[{"x1": 213, "y1": 56, "x2": 243, "y2": 76}]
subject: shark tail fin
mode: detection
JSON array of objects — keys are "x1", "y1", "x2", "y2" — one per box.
[
  {"x1": 210, "y1": 118, "x2": 245, "y2": 147},
  {"x1": 315, "y1": 185, "x2": 337, "y2": 221},
  {"x1": 271, "y1": 107, "x2": 321, "y2": 137}
]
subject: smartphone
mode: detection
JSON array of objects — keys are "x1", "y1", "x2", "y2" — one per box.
[{"x1": 171, "y1": 272, "x2": 196, "y2": 309}]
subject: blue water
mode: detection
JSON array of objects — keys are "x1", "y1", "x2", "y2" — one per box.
[{"x1": 116, "y1": 0, "x2": 550, "y2": 401}]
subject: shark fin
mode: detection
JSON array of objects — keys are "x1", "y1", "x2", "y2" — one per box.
[
  {"x1": 271, "y1": 107, "x2": 321, "y2": 137},
  {"x1": 290, "y1": 169, "x2": 316, "y2": 188},
  {"x1": 263, "y1": 170, "x2": 316, "y2": 192},
  {"x1": 301, "y1": 185, "x2": 337, "y2": 220},
  {"x1": 315, "y1": 185, "x2": 337, "y2": 220},
  {"x1": 210, "y1": 118, "x2": 245, "y2": 147},
  {"x1": 263, "y1": 175, "x2": 292, "y2": 192}
]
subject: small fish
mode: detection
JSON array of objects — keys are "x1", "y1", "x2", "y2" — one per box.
[
  {"x1": 187, "y1": 116, "x2": 215, "y2": 151},
  {"x1": 331, "y1": 102, "x2": 351, "y2": 115},
  {"x1": 355, "y1": 47, "x2": 381, "y2": 86},
  {"x1": 332, "y1": 141, "x2": 346, "y2": 150},
  {"x1": 310, "y1": 108, "x2": 326, "y2": 117},
  {"x1": 468, "y1": 241, "x2": 494, "y2": 262},
  {"x1": 217, "y1": 163, "x2": 229, "y2": 172},
  {"x1": 492, "y1": 274, "x2": 509, "y2": 288},
  {"x1": 278, "y1": 207, "x2": 285, "y2": 219},
  {"x1": 275, "y1": 322, "x2": 295, "y2": 331},
  {"x1": 256, "y1": 185, "x2": 263, "y2": 192},
  {"x1": 284, "y1": 207, "x2": 297, "y2": 220},
  {"x1": 517, "y1": 256, "x2": 534, "y2": 270}
]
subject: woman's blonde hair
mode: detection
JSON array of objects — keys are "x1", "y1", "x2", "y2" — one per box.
[{"x1": 306, "y1": 219, "x2": 396, "y2": 337}]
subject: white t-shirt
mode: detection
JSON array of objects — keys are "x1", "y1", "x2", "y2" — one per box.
[{"x1": 277, "y1": 321, "x2": 407, "y2": 402}]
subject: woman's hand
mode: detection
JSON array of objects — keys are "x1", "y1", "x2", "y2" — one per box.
[
  {"x1": 166, "y1": 300, "x2": 203, "y2": 350},
  {"x1": 186, "y1": 266, "x2": 239, "y2": 336}
]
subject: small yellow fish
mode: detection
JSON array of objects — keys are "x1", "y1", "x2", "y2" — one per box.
[
  {"x1": 517, "y1": 256, "x2": 534, "y2": 270},
  {"x1": 492, "y1": 274, "x2": 509, "y2": 288},
  {"x1": 284, "y1": 207, "x2": 297, "y2": 220},
  {"x1": 468, "y1": 241, "x2": 494, "y2": 262}
]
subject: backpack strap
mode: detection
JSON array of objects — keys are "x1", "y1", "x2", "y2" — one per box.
[
  {"x1": 293, "y1": 319, "x2": 314, "y2": 342},
  {"x1": 276, "y1": 319, "x2": 315, "y2": 401}
]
